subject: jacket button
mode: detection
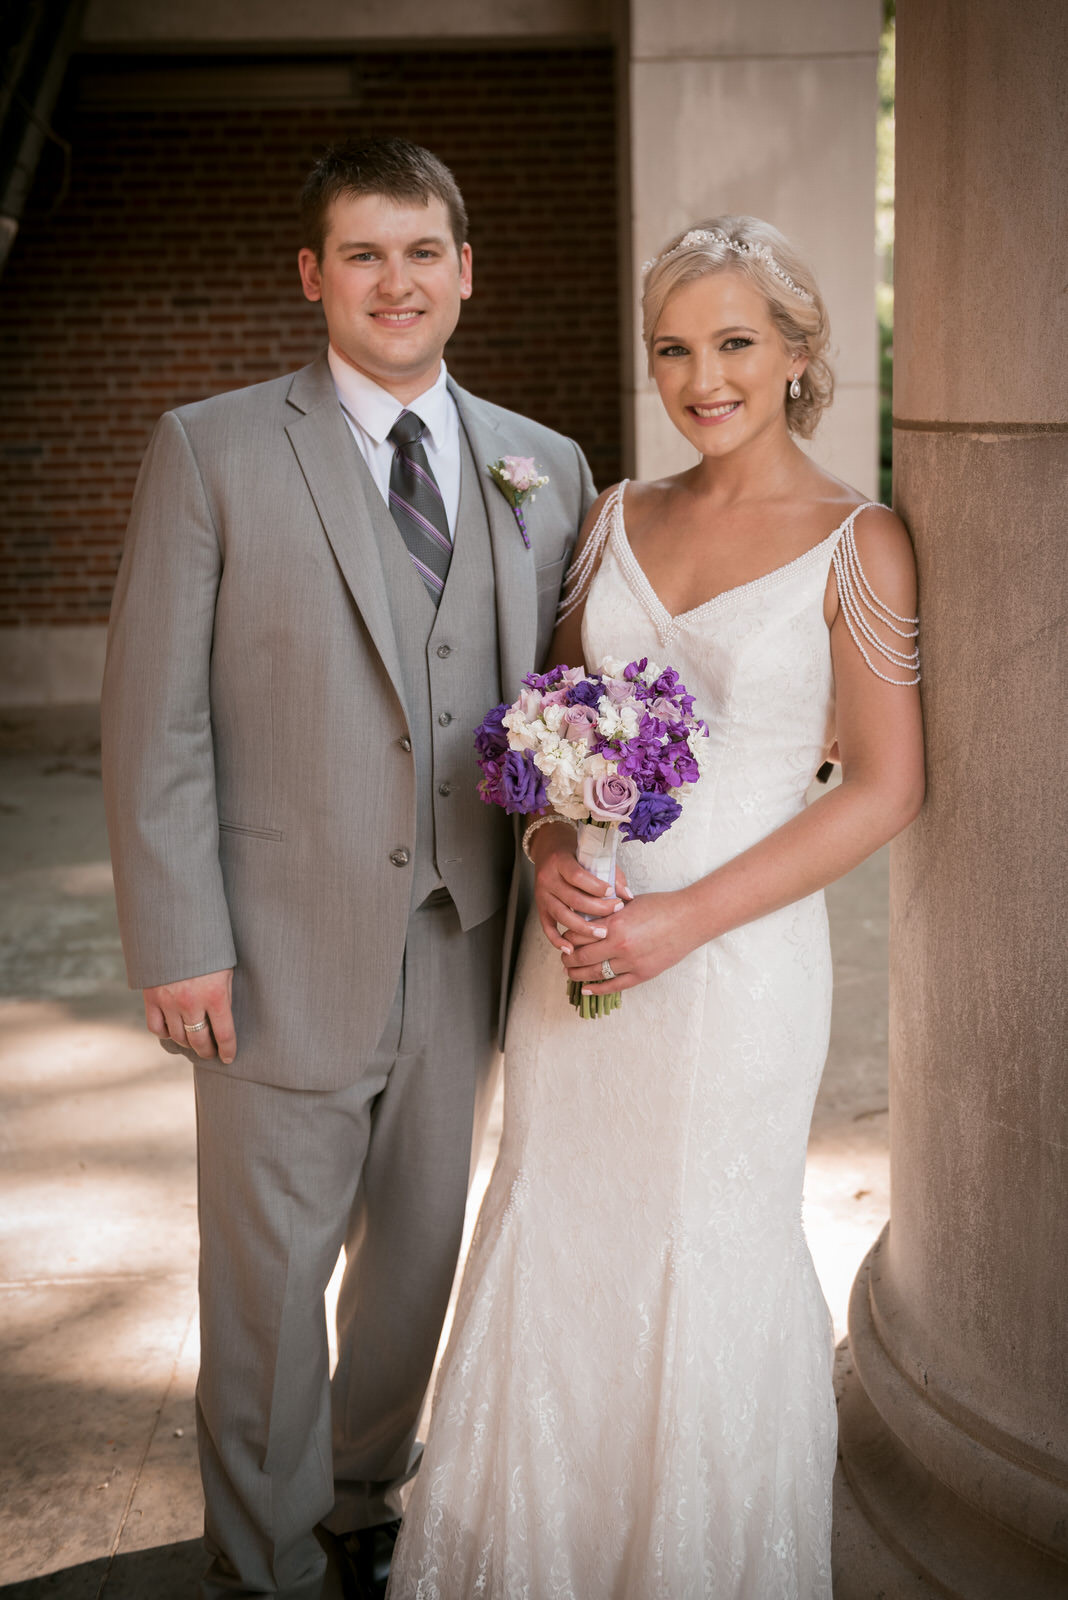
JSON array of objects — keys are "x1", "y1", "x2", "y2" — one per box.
[
  {"x1": 438, "y1": 781, "x2": 452, "y2": 797},
  {"x1": 436, "y1": 644, "x2": 452, "y2": 658},
  {"x1": 399, "y1": 736, "x2": 412, "y2": 753},
  {"x1": 437, "y1": 711, "x2": 452, "y2": 726},
  {"x1": 389, "y1": 848, "x2": 410, "y2": 867}
]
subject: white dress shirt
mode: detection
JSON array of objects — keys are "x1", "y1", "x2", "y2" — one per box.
[{"x1": 327, "y1": 347, "x2": 461, "y2": 539}]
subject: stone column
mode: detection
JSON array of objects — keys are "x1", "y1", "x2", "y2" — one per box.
[
  {"x1": 836, "y1": 2, "x2": 1068, "y2": 1593},
  {"x1": 624, "y1": 0, "x2": 881, "y2": 492}
]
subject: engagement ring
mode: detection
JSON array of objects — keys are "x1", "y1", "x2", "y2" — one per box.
[{"x1": 601, "y1": 959, "x2": 616, "y2": 981}]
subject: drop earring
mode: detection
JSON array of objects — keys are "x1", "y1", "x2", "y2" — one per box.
[{"x1": 788, "y1": 375, "x2": 802, "y2": 401}]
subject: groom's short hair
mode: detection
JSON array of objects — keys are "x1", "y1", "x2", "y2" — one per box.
[{"x1": 301, "y1": 137, "x2": 469, "y2": 262}]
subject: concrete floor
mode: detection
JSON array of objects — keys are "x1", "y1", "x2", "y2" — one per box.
[{"x1": 0, "y1": 709, "x2": 908, "y2": 1597}]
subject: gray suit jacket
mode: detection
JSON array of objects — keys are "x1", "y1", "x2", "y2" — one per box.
[{"x1": 101, "y1": 354, "x2": 595, "y2": 1088}]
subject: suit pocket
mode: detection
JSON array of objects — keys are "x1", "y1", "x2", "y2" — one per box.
[
  {"x1": 218, "y1": 820, "x2": 285, "y2": 841},
  {"x1": 535, "y1": 555, "x2": 567, "y2": 598}
]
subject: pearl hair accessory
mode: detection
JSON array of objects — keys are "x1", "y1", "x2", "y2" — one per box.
[{"x1": 642, "y1": 229, "x2": 815, "y2": 305}]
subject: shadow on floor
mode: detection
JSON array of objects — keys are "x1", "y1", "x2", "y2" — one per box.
[{"x1": 0, "y1": 1540, "x2": 203, "y2": 1599}]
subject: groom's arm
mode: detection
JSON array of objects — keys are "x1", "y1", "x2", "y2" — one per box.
[
  {"x1": 101, "y1": 410, "x2": 238, "y2": 1059},
  {"x1": 575, "y1": 439, "x2": 597, "y2": 528}
]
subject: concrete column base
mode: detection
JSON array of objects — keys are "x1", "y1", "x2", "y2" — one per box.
[{"x1": 838, "y1": 1232, "x2": 1068, "y2": 1599}]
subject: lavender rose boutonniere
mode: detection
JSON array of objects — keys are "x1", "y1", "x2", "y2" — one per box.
[
  {"x1": 487, "y1": 455, "x2": 550, "y2": 549},
  {"x1": 474, "y1": 655, "x2": 710, "y2": 1019}
]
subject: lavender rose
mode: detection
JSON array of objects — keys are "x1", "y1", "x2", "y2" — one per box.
[
  {"x1": 500, "y1": 749, "x2": 548, "y2": 815},
  {"x1": 517, "y1": 686, "x2": 545, "y2": 719},
  {"x1": 647, "y1": 695, "x2": 682, "y2": 723},
  {"x1": 562, "y1": 704, "x2": 600, "y2": 746},
  {"x1": 583, "y1": 772, "x2": 639, "y2": 823}
]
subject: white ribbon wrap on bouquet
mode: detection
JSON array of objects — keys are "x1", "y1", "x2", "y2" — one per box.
[
  {"x1": 568, "y1": 821, "x2": 623, "y2": 1017},
  {"x1": 574, "y1": 819, "x2": 621, "y2": 900}
]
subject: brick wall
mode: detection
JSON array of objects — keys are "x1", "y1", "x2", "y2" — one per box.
[{"x1": 0, "y1": 49, "x2": 620, "y2": 627}]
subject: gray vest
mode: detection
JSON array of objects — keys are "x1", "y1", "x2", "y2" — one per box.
[{"x1": 375, "y1": 423, "x2": 515, "y2": 927}]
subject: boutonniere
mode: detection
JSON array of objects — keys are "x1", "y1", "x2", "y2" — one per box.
[{"x1": 487, "y1": 456, "x2": 550, "y2": 550}]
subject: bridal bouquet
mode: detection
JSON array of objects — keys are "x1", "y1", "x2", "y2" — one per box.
[{"x1": 474, "y1": 656, "x2": 709, "y2": 1018}]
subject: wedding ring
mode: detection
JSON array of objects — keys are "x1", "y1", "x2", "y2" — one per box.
[
  {"x1": 601, "y1": 958, "x2": 616, "y2": 981},
  {"x1": 184, "y1": 1017, "x2": 209, "y2": 1034}
]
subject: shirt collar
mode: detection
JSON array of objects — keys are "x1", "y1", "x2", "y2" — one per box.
[{"x1": 327, "y1": 347, "x2": 452, "y2": 452}]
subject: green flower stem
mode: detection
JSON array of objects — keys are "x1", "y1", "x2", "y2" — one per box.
[{"x1": 568, "y1": 979, "x2": 621, "y2": 1019}]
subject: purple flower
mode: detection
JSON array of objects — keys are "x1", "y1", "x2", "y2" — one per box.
[
  {"x1": 522, "y1": 663, "x2": 576, "y2": 693},
  {"x1": 583, "y1": 772, "x2": 639, "y2": 823},
  {"x1": 477, "y1": 757, "x2": 506, "y2": 807},
  {"x1": 566, "y1": 677, "x2": 604, "y2": 709},
  {"x1": 499, "y1": 749, "x2": 547, "y2": 815},
  {"x1": 474, "y1": 703, "x2": 509, "y2": 760},
  {"x1": 621, "y1": 791, "x2": 682, "y2": 843}
]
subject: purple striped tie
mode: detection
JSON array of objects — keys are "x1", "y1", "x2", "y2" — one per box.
[{"x1": 387, "y1": 410, "x2": 451, "y2": 604}]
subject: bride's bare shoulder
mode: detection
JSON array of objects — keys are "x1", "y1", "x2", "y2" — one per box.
[{"x1": 621, "y1": 475, "x2": 680, "y2": 535}]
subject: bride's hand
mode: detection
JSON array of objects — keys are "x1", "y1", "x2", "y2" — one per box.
[
  {"x1": 529, "y1": 821, "x2": 630, "y2": 952},
  {"x1": 560, "y1": 889, "x2": 697, "y2": 992}
]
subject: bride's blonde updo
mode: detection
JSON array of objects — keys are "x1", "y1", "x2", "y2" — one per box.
[{"x1": 641, "y1": 216, "x2": 834, "y2": 439}]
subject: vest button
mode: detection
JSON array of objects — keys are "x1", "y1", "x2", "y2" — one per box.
[
  {"x1": 389, "y1": 848, "x2": 410, "y2": 867},
  {"x1": 438, "y1": 782, "x2": 452, "y2": 797},
  {"x1": 398, "y1": 736, "x2": 412, "y2": 753},
  {"x1": 437, "y1": 711, "x2": 452, "y2": 726},
  {"x1": 436, "y1": 644, "x2": 452, "y2": 658}
]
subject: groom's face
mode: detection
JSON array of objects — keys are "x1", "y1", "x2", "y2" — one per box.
[{"x1": 298, "y1": 192, "x2": 472, "y2": 403}]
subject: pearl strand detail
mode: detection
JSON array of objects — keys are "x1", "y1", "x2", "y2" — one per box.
[
  {"x1": 831, "y1": 516, "x2": 921, "y2": 686},
  {"x1": 555, "y1": 484, "x2": 623, "y2": 625}
]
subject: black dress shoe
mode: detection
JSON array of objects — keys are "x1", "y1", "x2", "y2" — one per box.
[{"x1": 335, "y1": 1518, "x2": 402, "y2": 1600}]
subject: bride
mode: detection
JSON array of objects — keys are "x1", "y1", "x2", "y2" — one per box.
[{"x1": 387, "y1": 217, "x2": 924, "y2": 1598}]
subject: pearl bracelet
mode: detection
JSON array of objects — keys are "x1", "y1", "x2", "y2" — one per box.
[{"x1": 521, "y1": 814, "x2": 575, "y2": 862}]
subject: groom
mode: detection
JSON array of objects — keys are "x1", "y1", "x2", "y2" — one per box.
[{"x1": 101, "y1": 137, "x2": 595, "y2": 1599}]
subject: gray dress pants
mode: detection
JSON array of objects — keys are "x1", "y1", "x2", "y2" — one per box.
[{"x1": 193, "y1": 896, "x2": 504, "y2": 1599}]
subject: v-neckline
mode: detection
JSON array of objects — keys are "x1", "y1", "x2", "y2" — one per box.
[{"x1": 610, "y1": 480, "x2": 871, "y2": 634}]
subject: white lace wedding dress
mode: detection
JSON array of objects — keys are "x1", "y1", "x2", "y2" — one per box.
[{"x1": 388, "y1": 485, "x2": 886, "y2": 1599}]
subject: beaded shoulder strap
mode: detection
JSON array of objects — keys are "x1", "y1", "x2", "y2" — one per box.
[
  {"x1": 831, "y1": 504, "x2": 920, "y2": 686},
  {"x1": 555, "y1": 480, "x2": 628, "y2": 625}
]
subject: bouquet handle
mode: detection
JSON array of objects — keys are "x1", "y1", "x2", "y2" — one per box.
[{"x1": 569, "y1": 820, "x2": 622, "y2": 1018}]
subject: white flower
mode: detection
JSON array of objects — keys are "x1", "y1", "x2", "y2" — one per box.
[
  {"x1": 551, "y1": 791, "x2": 589, "y2": 821},
  {"x1": 584, "y1": 751, "x2": 614, "y2": 781},
  {"x1": 596, "y1": 700, "x2": 623, "y2": 739},
  {"x1": 533, "y1": 736, "x2": 582, "y2": 783},
  {"x1": 502, "y1": 708, "x2": 539, "y2": 751},
  {"x1": 595, "y1": 700, "x2": 639, "y2": 741}
]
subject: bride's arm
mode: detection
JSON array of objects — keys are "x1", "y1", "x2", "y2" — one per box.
[
  {"x1": 565, "y1": 506, "x2": 925, "y2": 994},
  {"x1": 527, "y1": 486, "x2": 634, "y2": 952}
]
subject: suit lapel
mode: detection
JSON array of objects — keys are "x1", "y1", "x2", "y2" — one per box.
[
  {"x1": 450, "y1": 380, "x2": 538, "y2": 701},
  {"x1": 285, "y1": 357, "x2": 410, "y2": 724}
]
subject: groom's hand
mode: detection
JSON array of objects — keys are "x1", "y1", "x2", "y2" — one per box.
[
  {"x1": 529, "y1": 823, "x2": 630, "y2": 952},
  {"x1": 143, "y1": 968, "x2": 236, "y2": 1064}
]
